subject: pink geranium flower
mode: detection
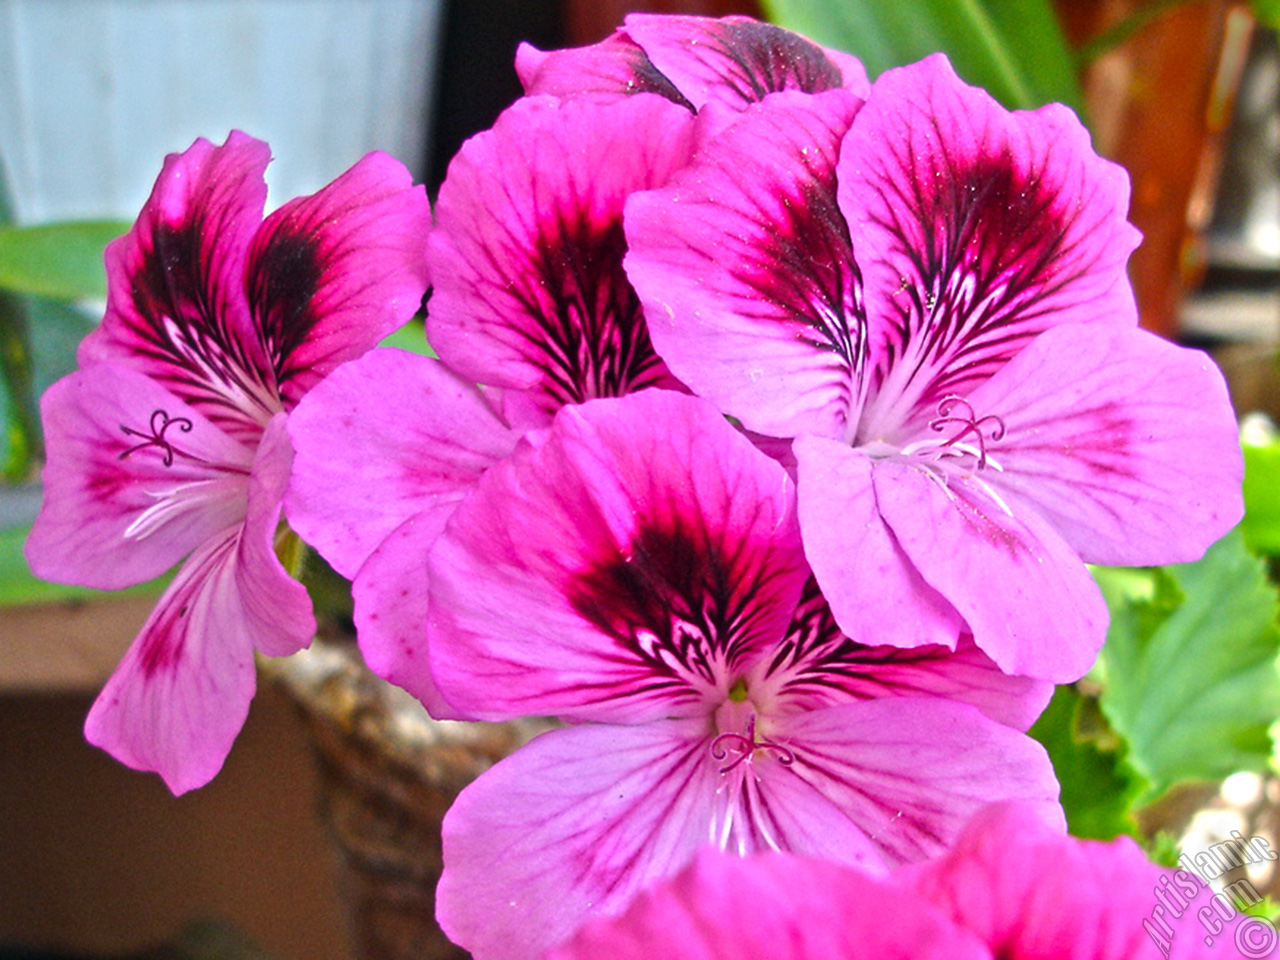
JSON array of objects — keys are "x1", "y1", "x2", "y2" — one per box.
[
  {"x1": 25, "y1": 132, "x2": 431, "y2": 792},
  {"x1": 427, "y1": 390, "x2": 1059, "y2": 960},
  {"x1": 545, "y1": 802, "x2": 1250, "y2": 960},
  {"x1": 624, "y1": 56, "x2": 1244, "y2": 682}
]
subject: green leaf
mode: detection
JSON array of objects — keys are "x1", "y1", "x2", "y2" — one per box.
[
  {"x1": 1094, "y1": 529, "x2": 1280, "y2": 798},
  {"x1": 0, "y1": 220, "x2": 129, "y2": 300},
  {"x1": 1243, "y1": 441, "x2": 1280, "y2": 555},
  {"x1": 0, "y1": 289, "x2": 38, "y2": 479},
  {"x1": 1028, "y1": 684, "x2": 1146, "y2": 839},
  {"x1": 377, "y1": 318, "x2": 436, "y2": 357},
  {"x1": 762, "y1": 0, "x2": 1083, "y2": 112},
  {"x1": 1252, "y1": 0, "x2": 1280, "y2": 31}
]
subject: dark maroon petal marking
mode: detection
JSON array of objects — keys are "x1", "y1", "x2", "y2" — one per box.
[
  {"x1": 569, "y1": 518, "x2": 782, "y2": 698},
  {"x1": 245, "y1": 228, "x2": 322, "y2": 391},
  {"x1": 627, "y1": 15, "x2": 847, "y2": 110}
]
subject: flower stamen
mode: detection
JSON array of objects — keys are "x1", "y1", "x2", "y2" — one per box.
[
  {"x1": 927, "y1": 395, "x2": 1005, "y2": 469},
  {"x1": 709, "y1": 715, "x2": 795, "y2": 774},
  {"x1": 119, "y1": 409, "x2": 194, "y2": 467}
]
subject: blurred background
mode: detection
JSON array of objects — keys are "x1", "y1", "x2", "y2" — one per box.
[{"x1": 0, "y1": 1, "x2": 1277, "y2": 958}]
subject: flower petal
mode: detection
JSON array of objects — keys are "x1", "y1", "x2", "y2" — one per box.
[
  {"x1": 427, "y1": 390, "x2": 808, "y2": 723},
  {"x1": 792, "y1": 436, "x2": 963, "y2": 651},
  {"x1": 351, "y1": 511, "x2": 460, "y2": 719},
  {"x1": 247, "y1": 152, "x2": 432, "y2": 408},
  {"x1": 80, "y1": 132, "x2": 277, "y2": 438},
  {"x1": 235, "y1": 413, "x2": 315, "y2": 658},
  {"x1": 624, "y1": 14, "x2": 870, "y2": 110},
  {"x1": 515, "y1": 33, "x2": 693, "y2": 107},
  {"x1": 547, "y1": 849, "x2": 989, "y2": 960},
  {"x1": 286, "y1": 348, "x2": 520, "y2": 579},
  {"x1": 753, "y1": 576, "x2": 1051, "y2": 731},
  {"x1": 437, "y1": 720, "x2": 724, "y2": 960},
  {"x1": 965, "y1": 323, "x2": 1244, "y2": 566},
  {"x1": 26, "y1": 364, "x2": 253, "y2": 590},
  {"x1": 625, "y1": 89, "x2": 866, "y2": 441},
  {"x1": 764, "y1": 698, "x2": 1063, "y2": 867},
  {"x1": 905, "y1": 801, "x2": 1246, "y2": 960},
  {"x1": 842, "y1": 55, "x2": 1141, "y2": 442},
  {"x1": 82, "y1": 527, "x2": 257, "y2": 794},
  {"x1": 872, "y1": 458, "x2": 1109, "y2": 682},
  {"x1": 426, "y1": 94, "x2": 696, "y2": 414}
]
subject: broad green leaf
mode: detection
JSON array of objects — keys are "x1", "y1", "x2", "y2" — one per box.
[
  {"x1": 0, "y1": 289, "x2": 38, "y2": 479},
  {"x1": 762, "y1": 0, "x2": 1083, "y2": 112},
  {"x1": 0, "y1": 220, "x2": 128, "y2": 300},
  {"x1": 1028, "y1": 684, "x2": 1145, "y2": 839},
  {"x1": 1242, "y1": 441, "x2": 1280, "y2": 555},
  {"x1": 1094, "y1": 529, "x2": 1280, "y2": 798},
  {"x1": 377, "y1": 319, "x2": 437, "y2": 357}
]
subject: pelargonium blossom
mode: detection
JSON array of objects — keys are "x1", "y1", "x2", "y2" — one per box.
[
  {"x1": 624, "y1": 56, "x2": 1244, "y2": 682},
  {"x1": 545, "y1": 802, "x2": 1249, "y2": 960},
  {"x1": 427, "y1": 389, "x2": 1059, "y2": 960},
  {"x1": 25, "y1": 132, "x2": 431, "y2": 792}
]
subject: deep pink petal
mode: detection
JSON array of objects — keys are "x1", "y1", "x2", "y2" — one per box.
[
  {"x1": 792, "y1": 437, "x2": 963, "y2": 651},
  {"x1": 843, "y1": 55, "x2": 1141, "y2": 443},
  {"x1": 624, "y1": 14, "x2": 870, "y2": 110},
  {"x1": 247, "y1": 152, "x2": 432, "y2": 407},
  {"x1": 965, "y1": 324, "x2": 1244, "y2": 566},
  {"x1": 626, "y1": 89, "x2": 866, "y2": 441},
  {"x1": 426, "y1": 95, "x2": 696, "y2": 414},
  {"x1": 26, "y1": 365, "x2": 254, "y2": 590},
  {"x1": 515, "y1": 34, "x2": 693, "y2": 107},
  {"x1": 286, "y1": 348, "x2": 519, "y2": 578},
  {"x1": 872, "y1": 459, "x2": 1109, "y2": 682},
  {"x1": 351, "y1": 511, "x2": 460, "y2": 719},
  {"x1": 547, "y1": 849, "x2": 989, "y2": 960},
  {"x1": 752, "y1": 577, "x2": 1051, "y2": 731},
  {"x1": 905, "y1": 801, "x2": 1248, "y2": 960},
  {"x1": 83, "y1": 527, "x2": 258, "y2": 795},
  {"x1": 427, "y1": 390, "x2": 808, "y2": 723},
  {"x1": 760, "y1": 698, "x2": 1062, "y2": 868},
  {"x1": 437, "y1": 720, "x2": 725, "y2": 960},
  {"x1": 234, "y1": 413, "x2": 315, "y2": 658},
  {"x1": 80, "y1": 131, "x2": 278, "y2": 439}
]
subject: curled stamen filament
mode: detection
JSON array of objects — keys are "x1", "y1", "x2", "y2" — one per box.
[
  {"x1": 926, "y1": 395, "x2": 1006, "y2": 469},
  {"x1": 119, "y1": 409, "x2": 194, "y2": 467},
  {"x1": 709, "y1": 715, "x2": 796, "y2": 774}
]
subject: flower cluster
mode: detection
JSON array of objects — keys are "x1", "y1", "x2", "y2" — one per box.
[{"x1": 26, "y1": 12, "x2": 1245, "y2": 960}]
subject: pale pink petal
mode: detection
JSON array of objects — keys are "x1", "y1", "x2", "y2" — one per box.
[
  {"x1": 752, "y1": 577, "x2": 1051, "y2": 730},
  {"x1": 286, "y1": 348, "x2": 519, "y2": 578},
  {"x1": 80, "y1": 131, "x2": 277, "y2": 439},
  {"x1": 547, "y1": 849, "x2": 989, "y2": 960},
  {"x1": 437, "y1": 720, "x2": 724, "y2": 960},
  {"x1": 83, "y1": 527, "x2": 258, "y2": 795},
  {"x1": 905, "y1": 801, "x2": 1248, "y2": 960},
  {"x1": 964, "y1": 324, "x2": 1243, "y2": 566},
  {"x1": 792, "y1": 436, "x2": 963, "y2": 651},
  {"x1": 764, "y1": 699, "x2": 1063, "y2": 867},
  {"x1": 426, "y1": 94, "x2": 696, "y2": 414},
  {"x1": 515, "y1": 34, "x2": 693, "y2": 106},
  {"x1": 842, "y1": 55, "x2": 1141, "y2": 443},
  {"x1": 427, "y1": 391, "x2": 808, "y2": 723},
  {"x1": 625, "y1": 14, "x2": 870, "y2": 110},
  {"x1": 872, "y1": 459, "x2": 1109, "y2": 682},
  {"x1": 351, "y1": 511, "x2": 460, "y2": 718},
  {"x1": 247, "y1": 152, "x2": 432, "y2": 407},
  {"x1": 26, "y1": 364, "x2": 254, "y2": 590},
  {"x1": 625, "y1": 90, "x2": 866, "y2": 441},
  {"x1": 234, "y1": 413, "x2": 314, "y2": 658}
]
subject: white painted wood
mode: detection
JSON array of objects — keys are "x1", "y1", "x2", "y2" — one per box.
[{"x1": 0, "y1": 0, "x2": 444, "y2": 222}]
